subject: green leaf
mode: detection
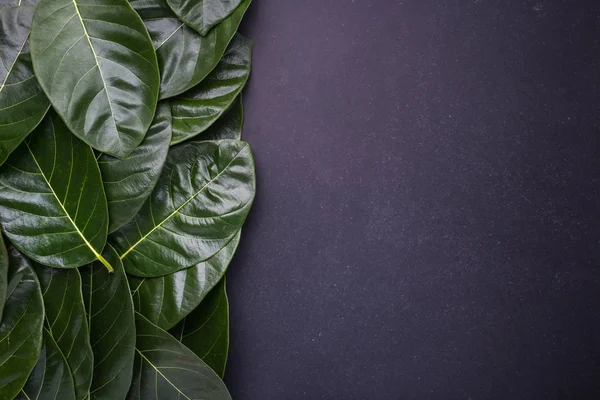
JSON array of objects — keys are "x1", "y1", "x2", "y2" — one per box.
[
  {"x1": 0, "y1": 6, "x2": 31, "y2": 84},
  {"x1": 197, "y1": 94, "x2": 243, "y2": 141},
  {"x1": 98, "y1": 101, "x2": 172, "y2": 233},
  {"x1": 171, "y1": 34, "x2": 252, "y2": 144},
  {"x1": 0, "y1": 236, "x2": 8, "y2": 323},
  {"x1": 129, "y1": 231, "x2": 240, "y2": 330},
  {"x1": 127, "y1": 312, "x2": 232, "y2": 400},
  {"x1": 130, "y1": 0, "x2": 250, "y2": 99},
  {"x1": 171, "y1": 277, "x2": 229, "y2": 378},
  {"x1": 34, "y1": 266, "x2": 93, "y2": 400},
  {"x1": 0, "y1": 0, "x2": 40, "y2": 5},
  {"x1": 111, "y1": 140, "x2": 255, "y2": 277},
  {"x1": 0, "y1": 246, "x2": 44, "y2": 400},
  {"x1": 16, "y1": 329, "x2": 76, "y2": 400},
  {"x1": 0, "y1": 112, "x2": 111, "y2": 271},
  {"x1": 165, "y1": 0, "x2": 243, "y2": 36},
  {"x1": 0, "y1": 6, "x2": 51, "y2": 166},
  {"x1": 80, "y1": 245, "x2": 135, "y2": 400},
  {"x1": 30, "y1": 0, "x2": 160, "y2": 159}
]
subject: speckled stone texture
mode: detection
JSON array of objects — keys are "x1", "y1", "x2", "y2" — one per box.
[{"x1": 225, "y1": 1, "x2": 600, "y2": 398}]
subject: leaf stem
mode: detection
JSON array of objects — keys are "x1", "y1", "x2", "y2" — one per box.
[{"x1": 97, "y1": 254, "x2": 114, "y2": 273}]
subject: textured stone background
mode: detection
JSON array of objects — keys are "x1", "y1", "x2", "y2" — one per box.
[{"x1": 225, "y1": 1, "x2": 600, "y2": 398}]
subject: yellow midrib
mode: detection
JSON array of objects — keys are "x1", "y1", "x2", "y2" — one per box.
[
  {"x1": 137, "y1": 349, "x2": 192, "y2": 400},
  {"x1": 71, "y1": 0, "x2": 119, "y2": 134},
  {"x1": 119, "y1": 145, "x2": 246, "y2": 260},
  {"x1": 25, "y1": 140, "x2": 113, "y2": 272}
]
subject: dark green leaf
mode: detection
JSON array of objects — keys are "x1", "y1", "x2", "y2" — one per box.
[
  {"x1": 130, "y1": 0, "x2": 250, "y2": 99},
  {"x1": 0, "y1": 6, "x2": 31, "y2": 83},
  {"x1": 171, "y1": 34, "x2": 252, "y2": 144},
  {"x1": 0, "y1": 112, "x2": 111, "y2": 270},
  {"x1": 30, "y1": 0, "x2": 160, "y2": 159},
  {"x1": 166, "y1": 0, "x2": 243, "y2": 36},
  {"x1": 0, "y1": 246, "x2": 43, "y2": 400},
  {"x1": 111, "y1": 140, "x2": 255, "y2": 277},
  {"x1": 196, "y1": 94, "x2": 243, "y2": 141},
  {"x1": 16, "y1": 329, "x2": 76, "y2": 400},
  {"x1": 129, "y1": 231, "x2": 240, "y2": 330},
  {"x1": 171, "y1": 277, "x2": 229, "y2": 378},
  {"x1": 98, "y1": 101, "x2": 172, "y2": 233},
  {"x1": 34, "y1": 266, "x2": 93, "y2": 400},
  {"x1": 0, "y1": 236, "x2": 8, "y2": 322},
  {"x1": 80, "y1": 245, "x2": 135, "y2": 400},
  {"x1": 0, "y1": 6, "x2": 50, "y2": 166},
  {"x1": 127, "y1": 312, "x2": 232, "y2": 400}
]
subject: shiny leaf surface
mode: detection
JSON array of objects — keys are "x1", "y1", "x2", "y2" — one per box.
[
  {"x1": 111, "y1": 140, "x2": 255, "y2": 278},
  {"x1": 0, "y1": 5, "x2": 31, "y2": 84},
  {"x1": 30, "y1": 0, "x2": 160, "y2": 159},
  {"x1": 197, "y1": 94, "x2": 243, "y2": 141},
  {"x1": 98, "y1": 101, "x2": 172, "y2": 233},
  {"x1": 34, "y1": 266, "x2": 93, "y2": 400},
  {"x1": 0, "y1": 6, "x2": 50, "y2": 166},
  {"x1": 130, "y1": 0, "x2": 250, "y2": 99},
  {"x1": 0, "y1": 246, "x2": 43, "y2": 400},
  {"x1": 80, "y1": 245, "x2": 135, "y2": 400},
  {"x1": 0, "y1": 0, "x2": 40, "y2": 5},
  {"x1": 127, "y1": 312, "x2": 231, "y2": 400},
  {"x1": 0, "y1": 236, "x2": 8, "y2": 322},
  {"x1": 166, "y1": 0, "x2": 243, "y2": 36},
  {"x1": 171, "y1": 277, "x2": 229, "y2": 378},
  {"x1": 129, "y1": 231, "x2": 240, "y2": 330},
  {"x1": 0, "y1": 113, "x2": 111, "y2": 270},
  {"x1": 171, "y1": 34, "x2": 252, "y2": 144},
  {"x1": 17, "y1": 329, "x2": 76, "y2": 400}
]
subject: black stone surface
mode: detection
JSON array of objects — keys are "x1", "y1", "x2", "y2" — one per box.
[{"x1": 225, "y1": 1, "x2": 600, "y2": 398}]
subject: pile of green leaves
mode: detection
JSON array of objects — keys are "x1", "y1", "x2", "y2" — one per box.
[{"x1": 0, "y1": 0, "x2": 254, "y2": 398}]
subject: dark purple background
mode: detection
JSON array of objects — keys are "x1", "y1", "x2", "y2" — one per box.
[{"x1": 225, "y1": 1, "x2": 600, "y2": 398}]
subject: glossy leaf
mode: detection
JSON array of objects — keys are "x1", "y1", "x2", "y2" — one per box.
[
  {"x1": 129, "y1": 231, "x2": 240, "y2": 330},
  {"x1": 0, "y1": 112, "x2": 111, "y2": 270},
  {"x1": 0, "y1": 236, "x2": 8, "y2": 322},
  {"x1": 0, "y1": 0, "x2": 40, "y2": 5},
  {"x1": 171, "y1": 277, "x2": 229, "y2": 378},
  {"x1": 166, "y1": 0, "x2": 243, "y2": 36},
  {"x1": 197, "y1": 94, "x2": 243, "y2": 141},
  {"x1": 30, "y1": 0, "x2": 160, "y2": 159},
  {"x1": 171, "y1": 34, "x2": 252, "y2": 144},
  {"x1": 0, "y1": 246, "x2": 43, "y2": 400},
  {"x1": 127, "y1": 312, "x2": 232, "y2": 400},
  {"x1": 17, "y1": 329, "x2": 76, "y2": 400},
  {"x1": 130, "y1": 0, "x2": 250, "y2": 99},
  {"x1": 0, "y1": 6, "x2": 50, "y2": 166},
  {"x1": 111, "y1": 140, "x2": 255, "y2": 277},
  {"x1": 0, "y1": 6, "x2": 31, "y2": 85},
  {"x1": 98, "y1": 101, "x2": 172, "y2": 233},
  {"x1": 80, "y1": 245, "x2": 135, "y2": 400},
  {"x1": 34, "y1": 266, "x2": 93, "y2": 400}
]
